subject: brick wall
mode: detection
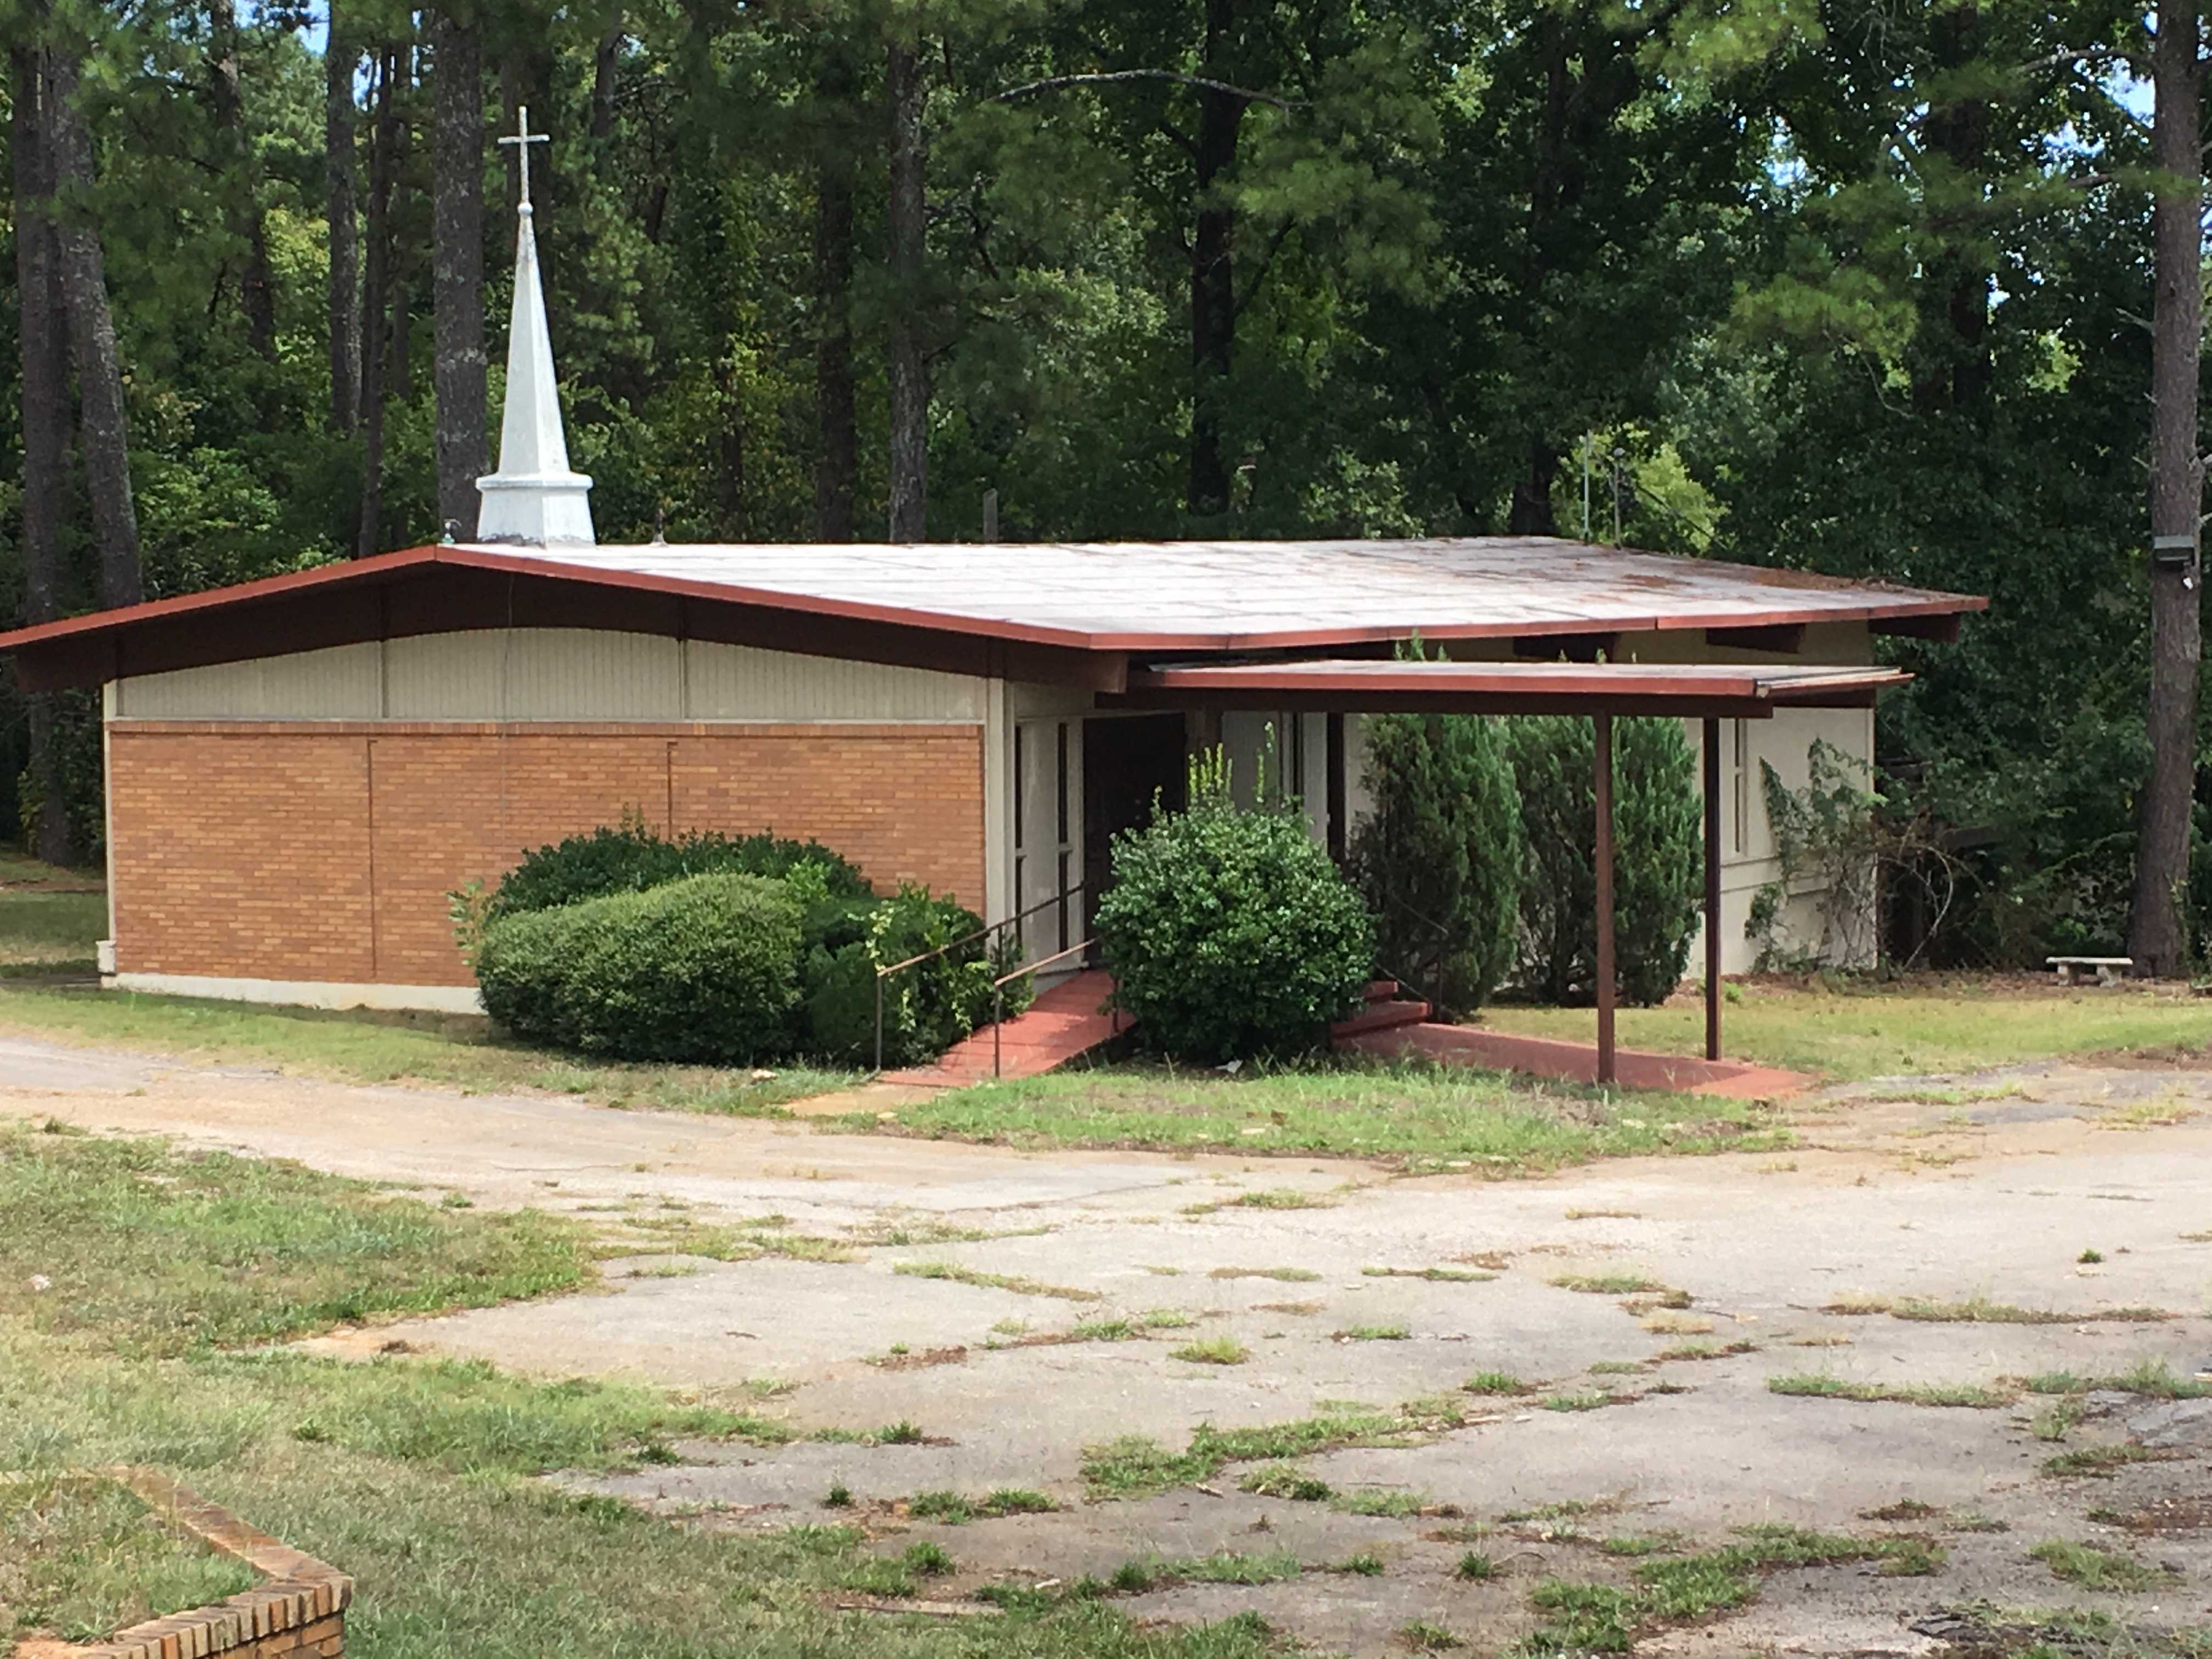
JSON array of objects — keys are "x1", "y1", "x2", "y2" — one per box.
[
  {"x1": 107, "y1": 720, "x2": 989, "y2": 988},
  {"x1": 14, "y1": 1469, "x2": 352, "y2": 1659}
]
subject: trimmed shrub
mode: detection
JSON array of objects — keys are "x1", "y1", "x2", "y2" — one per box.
[
  {"x1": 1504, "y1": 715, "x2": 1702, "y2": 1006},
  {"x1": 485, "y1": 815, "x2": 871, "y2": 922},
  {"x1": 1350, "y1": 711, "x2": 1525, "y2": 1015},
  {"x1": 477, "y1": 872, "x2": 803, "y2": 1061},
  {"x1": 801, "y1": 886, "x2": 1026, "y2": 1065},
  {"x1": 1096, "y1": 748, "x2": 1374, "y2": 1063}
]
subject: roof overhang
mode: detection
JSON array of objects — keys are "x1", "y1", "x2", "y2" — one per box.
[
  {"x1": 0, "y1": 539, "x2": 1983, "y2": 696},
  {"x1": 0, "y1": 546, "x2": 1135, "y2": 695},
  {"x1": 1104, "y1": 659, "x2": 1911, "y2": 719}
]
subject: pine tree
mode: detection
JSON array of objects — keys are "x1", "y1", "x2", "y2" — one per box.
[{"x1": 1349, "y1": 710, "x2": 1525, "y2": 1015}]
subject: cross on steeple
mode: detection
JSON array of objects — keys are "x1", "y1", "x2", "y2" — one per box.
[{"x1": 498, "y1": 105, "x2": 550, "y2": 211}]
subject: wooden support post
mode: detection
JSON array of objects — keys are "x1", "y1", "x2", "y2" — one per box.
[
  {"x1": 1325, "y1": 712, "x2": 1347, "y2": 865},
  {"x1": 1703, "y1": 717, "x2": 1723, "y2": 1063},
  {"x1": 1594, "y1": 712, "x2": 1616, "y2": 1086}
]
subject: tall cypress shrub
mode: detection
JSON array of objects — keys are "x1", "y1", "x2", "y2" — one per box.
[
  {"x1": 1504, "y1": 715, "x2": 1702, "y2": 1006},
  {"x1": 1349, "y1": 712, "x2": 1525, "y2": 1015}
]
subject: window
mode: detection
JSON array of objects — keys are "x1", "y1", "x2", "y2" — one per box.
[{"x1": 1731, "y1": 720, "x2": 1748, "y2": 855}]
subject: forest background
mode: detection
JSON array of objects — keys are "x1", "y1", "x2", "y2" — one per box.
[{"x1": 2, "y1": 0, "x2": 2204, "y2": 970}]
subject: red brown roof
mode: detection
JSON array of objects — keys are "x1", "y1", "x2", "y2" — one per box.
[{"x1": 0, "y1": 538, "x2": 1985, "y2": 693}]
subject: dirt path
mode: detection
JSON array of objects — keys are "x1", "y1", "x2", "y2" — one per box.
[{"x1": 5, "y1": 1036, "x2": 2211, "y2": 1655}]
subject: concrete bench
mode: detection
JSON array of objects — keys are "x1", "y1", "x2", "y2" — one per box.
[{"x1": 2047, "y1": 956, "x2": 2131, "y2": 987}]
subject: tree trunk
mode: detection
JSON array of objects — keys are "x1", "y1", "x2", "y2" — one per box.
[
  {"x1": 326, "y1": 2, "x2": 360, "y2": 433},
  {"x1": 1912, "y1": 0, "x2": 1993, "y2": 414},
  {"x1": 2129, "y1": 3, "x2": 2205, "y2": 977},
  {"x1": 207, "y1": 0, "x2": 276, "y2": 360},
  {"x1": 590, "y1": 26, "x2": 620, "y2": 140},
  {"x1": 1186, "y1": 0, "x2": 1244, "y2": 518},
  {"x1": 1508, "y1": 441, "x2": 1559, "y2": 535},
  {"x1": 814, "y1": 139, "x2": 856, "y2": 541},
  {"x1": 356, "y1": 44, "x2": 400, "y2": 559},
  {"x1": 886, "y1": 36, "x2": 928, "y2": 542},
  {"x1": 46, "y1": 43, "x2": 142, "y2": 609},
  {"x1": 13, "y1": 32, "x2": 73, "y2": 862},
  {"x1": 714, "y1": 353, "x2": 747, "y2": 540},
  {"x1": 431, "y1": 8, "x2": 487, "y2": 539}
]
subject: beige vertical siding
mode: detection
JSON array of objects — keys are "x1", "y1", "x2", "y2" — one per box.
[{"x1": 111, "y1": 630, "x2": 985, "y2": 724}]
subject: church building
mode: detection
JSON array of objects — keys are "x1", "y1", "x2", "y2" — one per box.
[{"x1": 0, "y1": 121, "x2": 1984, "y2": 1015}]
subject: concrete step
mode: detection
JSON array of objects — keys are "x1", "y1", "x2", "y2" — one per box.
[{"x1": 1330, "y1": 996, "x2": 1432, "y2": 1040}]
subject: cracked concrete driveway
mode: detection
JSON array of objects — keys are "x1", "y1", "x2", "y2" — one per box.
[{"x1": 5, "y1": 1033, "x2": 2211, "y2": 1655}]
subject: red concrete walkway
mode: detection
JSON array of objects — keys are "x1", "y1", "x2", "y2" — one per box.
[
  {"x1": 881, "y1": 969, "x2": 1122, "y2": 1087},
  {"x1": 1335, "y1": 1019, "x2": 1810, "y2": 1099}
]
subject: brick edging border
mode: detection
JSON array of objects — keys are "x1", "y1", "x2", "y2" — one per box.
[{"x1": 8, "y1": 1467, "x2": 353, "y2": 1659}]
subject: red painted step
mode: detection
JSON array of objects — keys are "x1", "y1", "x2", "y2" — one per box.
[
  {"x1": 1331, "y1": 995, "x2": 1432, "y2": 1040},
  {"x1": 882, "y1": 969, "x2": 1125, "y2": 1087}
]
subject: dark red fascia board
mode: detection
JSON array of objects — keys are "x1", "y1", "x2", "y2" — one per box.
[
  {"x1": 0, "y1": 541, "x2": 1988, "y2": 692},
  {"x1": 0, "y1": 546, "x2": 1131, "y2": 695}
]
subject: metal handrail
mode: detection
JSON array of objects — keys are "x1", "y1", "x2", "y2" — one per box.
[
  {"x1": 990, "y1": 936, "x2": 1108, "y2": 1080},
  {"x1": 872, "y1": 882, "x2": 1085, "y2": 1071}
]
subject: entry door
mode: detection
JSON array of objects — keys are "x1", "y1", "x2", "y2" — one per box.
[
  {"x1": 1082, "y1": 714, "x2": 1189, "y2": 938},
  {"x1": 1012, "y1": 716, "x2": 1082, "y2": 966}
]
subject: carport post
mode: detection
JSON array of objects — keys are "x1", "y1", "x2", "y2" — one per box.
[
  {"x1": 1703, "y1": 717, "x2": 1723, "y2": 1062},
  {"x1": 1594, "y1": 712, "x2": 1616, "y2": 1086}
]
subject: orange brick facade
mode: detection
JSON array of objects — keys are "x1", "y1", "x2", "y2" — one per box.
[{"x1": 107, "y1": 720, "x2": 989, "y2": 988}]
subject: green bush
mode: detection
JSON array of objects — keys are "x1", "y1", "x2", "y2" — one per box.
[
  {"x1": 1350, "y1": 710, "x2": 1524, "y2": 1015},
  {"x1": 1096, "y1": 748, "x2": 1374, "y2": 1063},
  {"x1": 476, "y1": 873, "x2": 803, "y2": 1062},
  {"x1": 484, "y1": 815, "x2": 872, "y2": 922},
  {"x1": 1504, "y1": 715, "x2": 1702, "y2": 1006},
  {"x1": 801, "y1": 886, "x2": 1026, "y2": 1065}
]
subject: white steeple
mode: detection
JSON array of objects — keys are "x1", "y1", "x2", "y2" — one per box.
[{"x1": 475, "y1": 106, "x2": 594, "y2": 545}]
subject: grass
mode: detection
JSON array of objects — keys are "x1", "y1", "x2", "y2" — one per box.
[
  {"x1": 1362, "y1": 1265, "x2": 1498, "y2": 1283},
  {"x1": 1331, "y1": 1488, "x2": 1436, "y2": 1518},
  {"x1": 0, "y1": 1120, "x2": 593, "y2": 1356},
  {"x1": 1767, "y1": 1373, "x2": 2013, "y2": 1408},
  {"x1": 0, "y1": 1137, "x2": 1291, "y2": 1659},
  {"x1": 1169, "y1": 1335, "x2": 1250, "y2": 1365},
  {"x1": 1081, "y1": 1400, "x2": 1475, "y2": 1500},
  {"x1": 1549, "y1": 1272, "x2": 1675, "y2": 1296},
  {"x1": 1465, "y1": 1370, "x2": 1534, "y2": 1395},
  {"x1": 904, "y1": 1488, "x2": 1058, "y2": 1524},
  {"x1": 0, "y1": 981, "x2": 862, "y2": 1115},
  {"x1": 1185, "y1": 1187, "x2": 1336, "y2": 1214},
  {"x1": 1481, "y1": 974, "x2": 2212, "y2": 1080},
  {"x1": 1, "y1": 1474, "x2": 259, "y2": 1645},
  {"x1": 871, "y1": 1055, "x2": 1790, "y2": 1172},
  {"x1": 1108, "y1": 1552, "x2": 1301, "y2": 1592},
  {"x1": 2019, "y1": 1361, "x2": 2212, "y2": 1401},
  {"x1": 1239, "y1": 1463, "x2": 1333, "y2": 1501},
  {"x1": 1520, "y1": 1526, "x2": 1947, "y2": 1655},
  {"x1": 0, "y1": 888, "x2": 106, "y2": 974},
  {"x1": 2040, "y1": 1443, "x2": 2170, "y2": 1478},
  {"x1": 1820, "y1": 1294, "x2": 2176, "y2": 1325},
  {"x1": 1206, "y1": 1265, "x2": 1321, "y2": 1282},
  {"x1": 1655, "y1": 1340, "x2": 1757, "y2": 1362},
  {"x1": 890, "y1": 1261, "x2": 1102, "y2": 1301},
  {"x1": 1335, "y1": 1323, "x2": 1411, "y2": 1341},
  {"x1": 2028, "y1": 1541, "x2": 2181, "y2": 1593}
]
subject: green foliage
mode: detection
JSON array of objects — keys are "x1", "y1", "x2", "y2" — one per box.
[
  {"x1": 1505, "y1": 715, "x2": 1702, "y2": 1006},
  {"x1": 1096, "y1": 747, "x2": 1375, "y2": 1063},
  {"x1": 1350, "y1": 702, "x2": 1525, "y2": 1015},
  {"x1": 800, "y1": 884, "x2": 1027, "y2": 1067},
  {"x1": 483, "y1": 815, "x2": 872, "y2": 923},
  {"x1": 475, "y1": 873, "x2": 803, "y2": 1063}
]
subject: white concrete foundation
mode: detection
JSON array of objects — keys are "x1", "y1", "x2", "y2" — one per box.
[{"x1": 108, "y1": 972, "x2": 484, "y2": 1015}]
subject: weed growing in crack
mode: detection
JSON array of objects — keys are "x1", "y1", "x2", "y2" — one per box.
[
  {"x1": 1767, "y1": 1374, "x2": 2012, "y2": 1408},
  {"x1": 2029, "y1": 1540, "x2": 2181, "y2": 1593},
  {"x1": 1171, "y1": 1335, "x2": 1250, "y2": 1365}
]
